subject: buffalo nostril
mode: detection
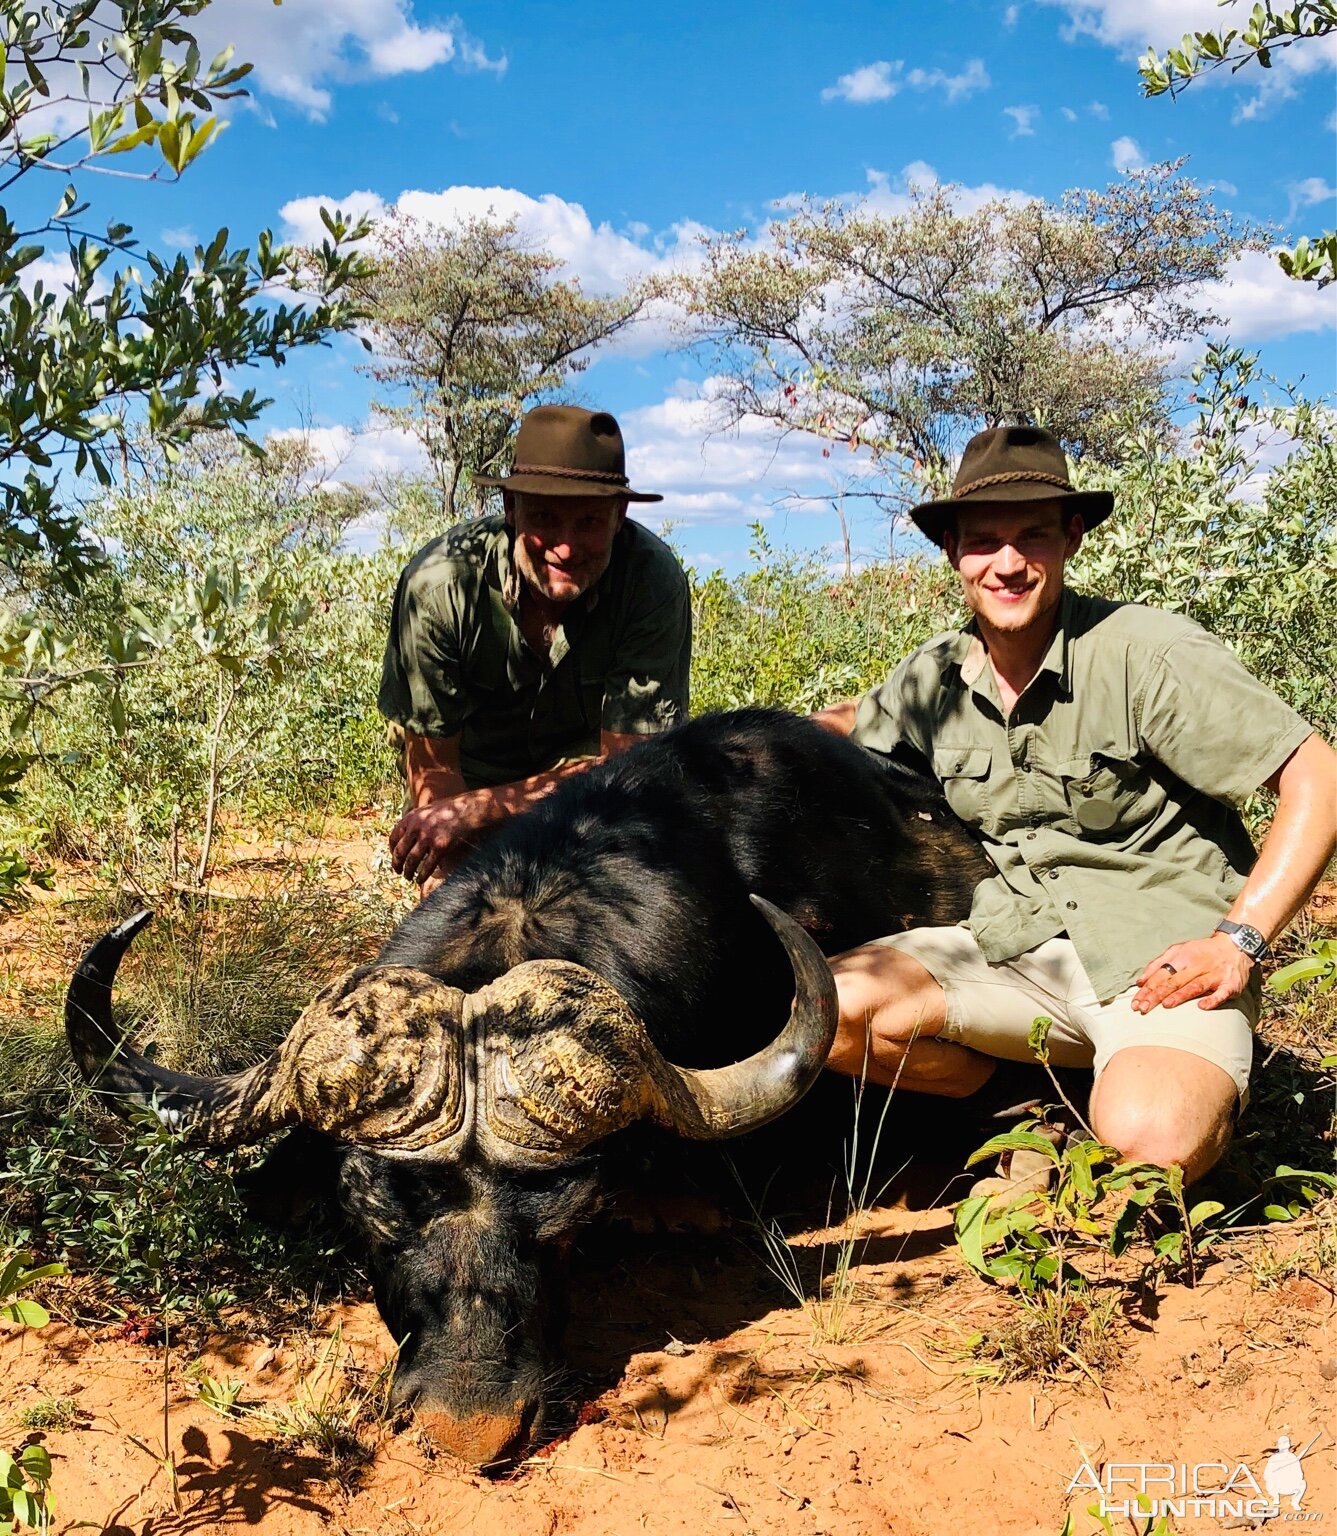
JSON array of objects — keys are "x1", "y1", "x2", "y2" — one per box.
[{"x1": 416, "y1": 1397, "x2": 540, "y2": 1470}]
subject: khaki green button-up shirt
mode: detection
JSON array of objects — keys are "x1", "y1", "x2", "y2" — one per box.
[
  {"x1": 378, "y1": 515, "x2": 691, "y2": 789},
  {"x1": 852, "y1": 591, "x2": 1314, "y2": 1001}
]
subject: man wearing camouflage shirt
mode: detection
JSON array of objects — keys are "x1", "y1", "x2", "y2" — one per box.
[{"x1": 379, "y1": 405, "x2": 691, "y2": 891}]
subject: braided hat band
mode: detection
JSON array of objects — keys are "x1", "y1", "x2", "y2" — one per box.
[
  {"x1": 511, "y1": 462, "x2": 630, "y2": 486},
  {"x1": 955, "y1": 470, "x2": 1074, "y2": 498}
]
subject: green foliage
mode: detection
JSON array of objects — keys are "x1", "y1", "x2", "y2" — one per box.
[
  {"x1": 955, "y1": 1125, "x2": 1224, "y2": 1294},
  {"x1": 1070, "y1": 343, "x2": 1337, "y2": 737},
  {"x1": 1139, "y1": 1, "x2": 1336, "y2": 96},
  {"x1": 1269, "y1": 937, "x2": 1337, "y2": 995},
  {"x1": 1137, "y1": 2, "x2": 1337, "y2": 286},
  {"x1": 357, "y1": 211, "x2": 642, "y2": 519},
  {"x1": 7, "y1": 438, "x2": 405, "y2": 877},
  {"x1": 0, "y1": 1098, "x2": 334, "y2": 1324},
  {"x1": 689, "y1": 523, "x2": 960, "y2": 714},
  {"x1": 0, "y1": 1442, "x2": 53, "y2": 1535},
  {"x1": 0, "y1": 0, "x2": 375, "y2": 902}
]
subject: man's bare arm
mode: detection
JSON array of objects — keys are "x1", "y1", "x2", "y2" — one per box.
[
  {"x1": 392, "y1": 728, "x2": 643, "y2": 885},
  {"x1": 810, "y1": 698, "x2": 859, "y2": 736},
  {"x1": 1135, "y1": 731, "x2": 1337, "y2": 1012}
]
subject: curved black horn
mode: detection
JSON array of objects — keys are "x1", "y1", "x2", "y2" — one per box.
[
  {"x1": 65, "y1": 911, "x2": 292, "y2": 1144},
  {"x1": 646, "y1": 895, "x2": 838, "y2": 1139}
]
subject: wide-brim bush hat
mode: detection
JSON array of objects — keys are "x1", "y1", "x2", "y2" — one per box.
[
  {"x1": 910, "y1": 425, "x2": 1113, "y2": 546},
  {"x1": 475, "y1": 404, "x2": 662, "y2": 503}
]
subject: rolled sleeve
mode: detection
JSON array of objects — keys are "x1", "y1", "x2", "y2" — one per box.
[
  {"x1": 377, "y1": 569, "x2": 469, "y2": 739},
  {"x1": 1136, "y1": 629, "x2": 1315, "y2": 804},
  {"x1": 601, "y1": 579, "x2": 692, "y2": 736},
  {"x1": 852, "y1": 656, "x2": 931, "y2": 758}
]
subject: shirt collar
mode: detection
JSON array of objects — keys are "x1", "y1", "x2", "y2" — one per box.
[{"x1": 955, "y1": 587, "x2": 1074, "y2": 696}]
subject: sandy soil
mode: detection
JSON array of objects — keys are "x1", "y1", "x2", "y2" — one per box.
[
  {"x1": 3, "y1": 836, "x2": 1334, "y2": 1535},
  {"x1": 4, "y1": 1206, "x2": 1333, "y2": 1536}
]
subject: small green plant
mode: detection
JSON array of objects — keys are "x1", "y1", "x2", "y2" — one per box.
[
  {"x1": 955, "y1": 1126, "x2": 1225, "y2": 1293},
  {"x1": 14, "y1": 1399, "x2": 79, "y2": 1433},
  {"x1": 185, "y1": 1362, "x2": 246, "y2": 1418},
  {"x1": 1260, "y1": 1164, "x2": 1337, "y2": 1223},
  {"x1": 0, "y1": 1445, "x2": 54, "y2": 1535},
  {"x1": 1270, "y1": 937, "x2": 1337, "y2": 998},
  {"x1": 0, "y1": 1253, "x2": 64, "y2": 1327},
  {"x1": 247, "y1": 1326, "x2": 397, "y2": 1469}
]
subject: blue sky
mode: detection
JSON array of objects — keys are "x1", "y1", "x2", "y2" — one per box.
[{"x1": 26, "y1": 0, "x2": 1337, "y2": 571}]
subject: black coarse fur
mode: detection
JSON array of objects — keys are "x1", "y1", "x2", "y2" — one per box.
[{"x1": 259, "y1": 709, "x2": 991, "y2": 1463}]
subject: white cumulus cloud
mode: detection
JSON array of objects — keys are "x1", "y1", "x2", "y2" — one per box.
[
  {"x1": 822, "y1": 61, "x2": 899, "y2": 103},
  {"x1": 1003, "y1": 104, "x2": 1039, "y2": 136},
  {"x1": 1110, "y1": 135, "x2": 1146, "y2": 172},
  {"x1": 1201, "y1": 247, "x2": 1337, "y2": 343},
  {"x1": 189, "y1": 0, "x2": 505, "y2": 121},
  {"x1": 822, "y1": 57, "x2": 990, "y2": 105}
]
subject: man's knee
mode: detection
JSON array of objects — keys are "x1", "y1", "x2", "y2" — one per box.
[
  {"x1": 1089, "y1": 1049, "x2": 1238, "y2": 1176},
  {"x1": 830, "y1": 941, "x2": 948, "y2": 1043}
]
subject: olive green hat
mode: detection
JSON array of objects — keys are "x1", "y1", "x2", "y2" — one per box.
[
  {"x1": 475, "y1": 404, "x2": 662, "y2": 503},
  {"x1": 910, "y1": 425, "x2": 1113, "y2": 547}
]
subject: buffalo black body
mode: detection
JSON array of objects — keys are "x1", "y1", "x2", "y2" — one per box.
[{"x1": 269, "y1": 708, "x2": 990, "y2": 1462}]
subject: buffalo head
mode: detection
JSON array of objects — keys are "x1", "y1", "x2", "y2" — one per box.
[{"x1": 65, "y1": 897, "x2": 835, "y2": 1467}]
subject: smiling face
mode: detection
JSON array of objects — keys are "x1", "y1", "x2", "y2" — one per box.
[
  {"x1": 945, "y1": 500, "x2": 1084, "y2": 642},
  {"x1": 506, "y1": 490, "x2": 628, "y2": 606}
]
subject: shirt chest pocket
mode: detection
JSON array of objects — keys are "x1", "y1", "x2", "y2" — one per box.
[
  {"x1": 1058, "y1": 747, "x2": 1155, "y2": 838},
  {"x1": 933, "y1": 745, "x2": 993, "y2": 830}
]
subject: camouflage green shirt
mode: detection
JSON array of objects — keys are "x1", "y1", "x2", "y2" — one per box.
[
  {"x1": 378, "y1": 515, "x2": 691, "y2": 789},
  {"x1": 852, "y1": 590, "x2": 1315, "y2": 1000}
]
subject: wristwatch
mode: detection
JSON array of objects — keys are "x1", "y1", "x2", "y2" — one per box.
[{"x1": 1214, "y1": 920, "x2": 1270, "y2": 962}]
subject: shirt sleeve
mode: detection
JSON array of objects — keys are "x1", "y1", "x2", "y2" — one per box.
[
  {"x1": 377, "y1": 566, "x2": 470, "y2": 739},
  {"x1": 1136, "y1": 627, "x2": 1315, "y2": 804},
  {"x1": 851, "y1": 654, "x2": 932, "y2": 759},
  {"x1": 600, "y1": 572, "x2": 692, "y2": 736}
]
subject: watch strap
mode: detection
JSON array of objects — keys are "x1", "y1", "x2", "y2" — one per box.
[{"x1": 1214, "y1": 920, "x2": 1270, "y2": 961}]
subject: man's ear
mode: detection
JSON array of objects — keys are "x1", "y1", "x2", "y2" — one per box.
[
  {"x1": 943, "y1": 531, "x2": 960, "y2": 571},
  {"x1": 1064, "y1": 512, "x2": 1084, "y2": 559},
  {"x1": 502, "y1": 489, "x2": 516, "y2": 529},
  {"x1": 613, "y1": 496, "x2": 629, "y2": 532}
]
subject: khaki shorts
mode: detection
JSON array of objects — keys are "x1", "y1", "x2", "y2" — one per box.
[{"x1": 871, "y1": 926, "x2": 1260, "y2": 1104}]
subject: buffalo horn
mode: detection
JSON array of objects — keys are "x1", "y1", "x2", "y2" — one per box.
[
  {"x1": 65, "y1": 911, "x2": 293, "y2": 1145},
  {"x1": 66, "y1": 913, "x2": 469, "y2": 1150},
  {"x1": 644, "y1": 895, "x2": 838, "y2": 1139}
]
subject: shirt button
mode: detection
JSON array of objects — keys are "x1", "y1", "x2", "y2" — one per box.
[
  {"x1": 1026, "y1": 832, "x2": 1036, "y2": 841},
  {"x1": 1048, "y1": 870, "x2": 1059, "y2": 880},
  {"x1": 1066, "y1": 900, "x2": 1077, "y2": 910}
]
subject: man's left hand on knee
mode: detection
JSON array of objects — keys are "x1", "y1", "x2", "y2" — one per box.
[{"x1": 1132, "y1": 933, "x2": 1255, "y2": 1015}]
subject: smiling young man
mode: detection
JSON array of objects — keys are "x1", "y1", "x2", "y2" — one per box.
[
  {"x1": 815, "y1": 426, "x2": 1337, "y2": 1187},
  {"x1": 378, "y1": 405, "x2": 690, "y2": 891}
]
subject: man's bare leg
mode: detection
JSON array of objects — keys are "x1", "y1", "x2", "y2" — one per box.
[{"x1": 828, "y1": 942, "x2": 998, "y2": 1096}]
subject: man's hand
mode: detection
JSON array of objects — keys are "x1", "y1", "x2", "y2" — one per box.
[
  {"x1": 389, "y1": 798, "x2": 497, "y2": 886},
  {"x1": 1132, "y1": 933, "x2": 1255, "y2": 1014}
]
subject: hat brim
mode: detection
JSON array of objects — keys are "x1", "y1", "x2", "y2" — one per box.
[
  {"x1": 473, "y1": 471, "x2": 662, "y2": 503},
  {"x1": 910, "y1": 487, "x2": 1114, "y2": 547}
]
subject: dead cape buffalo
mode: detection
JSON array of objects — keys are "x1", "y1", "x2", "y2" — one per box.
[{"x1": 66, "y1": 708, "x2": 988, "y2": 1466}]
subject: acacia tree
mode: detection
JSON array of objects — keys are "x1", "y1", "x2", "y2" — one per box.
[
  {"x1": 0, "y1": 0, "x2": 371, "y2": 899},
  {"x1": 356, "y1": 211, "x2": 642, "y2": 518},
  {"x1": 1138, "y1": 0, "x2": 1337, "y2": 284},
  {"x1": 672, "y1": 165, "x2": 1262, "y2": 506}
]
